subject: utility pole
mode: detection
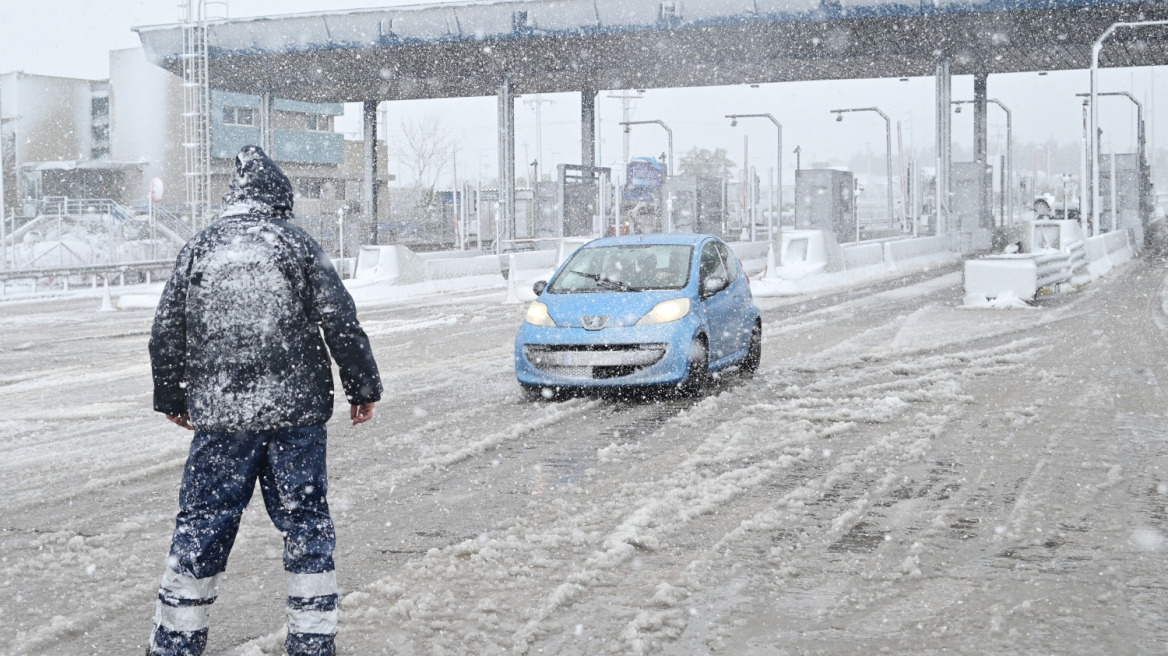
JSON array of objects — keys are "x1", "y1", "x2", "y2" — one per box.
[
  {"x1": 524, "y1": 95, "x2": 554, "y2": 182},
  {"x1": 607, "y1": 90, "x2": 644, "y2": 168}
]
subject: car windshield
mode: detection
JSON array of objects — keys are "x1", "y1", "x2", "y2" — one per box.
[{"x1": 549, "y1": 244, "x2": 694, "y2": 293}]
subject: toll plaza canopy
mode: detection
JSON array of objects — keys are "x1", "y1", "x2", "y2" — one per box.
[{"x1": 135, "y1": 0, "x2": 1168, "y2": 104}]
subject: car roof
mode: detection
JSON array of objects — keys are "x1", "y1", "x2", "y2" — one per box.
[{"x1": 584, "y1": 233, "x2": 714, "y2": 248}]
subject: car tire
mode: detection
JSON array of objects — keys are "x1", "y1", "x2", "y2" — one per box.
[
  {"x1": 520, "y1": 384, "x2": 551, "y2": 402},
  {"x1": 741, "y1": 321, "x2": 762, "y2": 375},
  {"x1": 681, "y1": 336, "x2": 710, "y2": 397}
]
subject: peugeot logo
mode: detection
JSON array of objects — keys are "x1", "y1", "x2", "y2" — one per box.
[{"x1": 582, "y1": 315, "x2": 608, "y2": 331}]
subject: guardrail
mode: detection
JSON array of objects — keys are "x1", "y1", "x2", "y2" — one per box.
[
  {"x1": 0, "y1": 259, "x2": 174, "y2": 297},
  {"x1": 1033, "y1": 251, "x2": 1075, "y2": 290}
]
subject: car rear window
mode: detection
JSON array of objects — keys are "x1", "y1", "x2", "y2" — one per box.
[{"x1": 549, "y1": 244, "x2": 694, "y2": 293}]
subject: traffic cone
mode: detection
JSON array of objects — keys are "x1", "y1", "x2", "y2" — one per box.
[
  {"x1": 504, "y1": 254, "x2": 521, "y2": 304},
  {"x1": 98, "y1": 279, "x2": 115, "y2": 312},
  {"x1": 764, "y1": 242, "x2": 780, "y2": 279}
]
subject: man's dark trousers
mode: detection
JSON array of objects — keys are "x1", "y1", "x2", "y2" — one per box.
[{"x1": 149, "y1": 425, "x2": 338, "y2": 656}]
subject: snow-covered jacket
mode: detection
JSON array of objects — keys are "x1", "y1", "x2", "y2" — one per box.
[{"x1": 149, "y1": 146, "x2": 381, "y2": 431}]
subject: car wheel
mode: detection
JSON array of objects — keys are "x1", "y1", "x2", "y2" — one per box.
[
  {"x1": 681, "y1": 336, "x2": 710, "y2": 397},
  {"x1": 741, "y1": 321, "x2": 762, "y2": 374}
]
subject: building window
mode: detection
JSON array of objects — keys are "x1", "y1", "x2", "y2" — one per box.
[
  {"x1": 306, "y1": 114, "x2": 332, "y2": 132},
  {"x1": 223, "y1": 106, "x2": 256, "y2": 126},
  {"x1": 91, "y1": 96, "x2": 109, "y2": 117}
]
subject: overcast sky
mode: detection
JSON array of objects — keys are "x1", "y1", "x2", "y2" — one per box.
[{"x1": 1, "y1": 0, "x2": 1163, "y2": 188}]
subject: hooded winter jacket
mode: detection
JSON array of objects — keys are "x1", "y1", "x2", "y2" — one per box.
[{"x1": 149, "y1": 146, "x2": 381, "y2": 432}]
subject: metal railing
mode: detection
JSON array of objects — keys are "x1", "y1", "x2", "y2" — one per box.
[{"x1": 0, "y1": 259, "x2": 174, "y2": 297}]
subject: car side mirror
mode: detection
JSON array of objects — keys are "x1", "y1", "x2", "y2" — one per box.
[
  {"x1": 532, "y1": 280, "x2": 547, "y2": 295},
  {"x1": 701, "y1": 276, "x2": 727, "y2": 298}
]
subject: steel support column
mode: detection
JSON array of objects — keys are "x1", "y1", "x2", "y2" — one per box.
[
  {"x1": 362, "y1": 100, "x2": 379, "y2": 245},
  {"x1": 581, "y1": 85, "x2": 597, "y2": 168},
  {"x1": 935, "y1": 57, "x2": 952, "y2": 238},
  {"x1": 259, "y1": 92, "x2": 273, "y2": 153},
  {"x1": 498, "y1": 75, "x2": 516, "y2": 241},
  {"x1": 973, "y1": 73, "x2": 991, "y2": 228}
]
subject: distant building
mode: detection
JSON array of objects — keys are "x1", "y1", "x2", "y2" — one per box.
[{"x1": 1, "y1": 47, "x2": 388, "y2": 234}]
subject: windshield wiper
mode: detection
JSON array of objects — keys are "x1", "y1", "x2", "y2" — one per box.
[{"x1": 566, "y1": 269, "x2": 629, "y2": 291}]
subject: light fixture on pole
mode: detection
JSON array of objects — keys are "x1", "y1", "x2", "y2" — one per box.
[
  {"x1": 1077, "y1": 91, "x2": 1145, "y2": 232},
  {"x1": 953, "y1": 98, "x2": 1013, "y2": 224},
  {"x1": 831, "y1": 107, "x2": 894, "y2": 228},
  {"x1": 726, "y1": 113, "x2": 783, "y2": 238},
  {"x1": 1090, "y1": 19, "x2": 1168, "y2": 237},
  {"x1": 619, "y1": 119, "x2": 673, "y2": 177}
]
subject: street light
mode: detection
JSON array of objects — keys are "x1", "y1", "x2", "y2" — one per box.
[
  {"x1": 1077, "y1": 92, "x2": 1144, "y2": 230},
  {"x1": 831, "y1": 107, "x2": 894, "y2": 228},
  {"x1": 953, "y1": 98, "x2": 1013, "y2": 225},
  {"x1": 1090, "y1": 19, "x2": 1168, "y2": 236},
  {"x1": 726, "y1": 113, "x2": 783, "y2": 239},
  {"x1": 619, "y1": 120, "x2": 673, "y2": 177}
]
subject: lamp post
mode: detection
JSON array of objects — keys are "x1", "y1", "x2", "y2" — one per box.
[
  {"x1": 727, "y1": 113, "x2": 782, "y2": 239},
  {"x1": 1077, "y1": 91, "x2": 1144, "y2": 232},
  {"x1": 953, "y1": 98, "x2": 1013, "y2": 225},
  {"x1": 1091, "y1": 20, "x2": 1168, "y2": 236},
  {"x1": 831, "y1": 107, "x2": 894, "y2": 228},
  {"x1": 619, "y1": 120, "x2": 673, "y2": 177}
]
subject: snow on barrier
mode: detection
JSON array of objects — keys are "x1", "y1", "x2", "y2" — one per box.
[
  {"x1": 508, "y1": 249, "x2": 558, "y2": 286},
  {"x1": 352, "y1": 245, "x2": 426, "y2": 285},
  {"x1": 728, "y1": 241, "x2": 771, "y2": 276},
  {"x1": 775, "y1": 230, "x2": 832, "y2": 279},
  {"x1": 347, "y1": 244, "x2": 505, "y2": 303},
  {"x1": 554, "y1": 238, "x2": 592, "y2": 268},
  {"x1": 1085, "y1": 229, "x2": 1133, "y2": 278},
  {"x1": 885, "y1": 236, "x2": 948, "y2": 267},
  {"x1": 965, "y1": 251, "x2": 1075, "y2": 301},
  {"x1": 965, "y1": 257, "x2": 1038, "y2": 300},
  {"x1": 840, "y1": 241, "x2": 885, "y2": 270}
]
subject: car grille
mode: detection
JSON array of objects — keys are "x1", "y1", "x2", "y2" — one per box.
[{"x1": 524, "y1": 344, "x2": 668, "y2": 379}]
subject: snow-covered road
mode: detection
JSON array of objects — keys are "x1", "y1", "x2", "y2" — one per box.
[{"x1": 2, "y1": 260, "x2": 1167, "y2": 655}]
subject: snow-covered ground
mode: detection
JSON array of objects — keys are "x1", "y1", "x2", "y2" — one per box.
[{"x1": 2, "y1": 258, "x2": 1168, "y2": 655}]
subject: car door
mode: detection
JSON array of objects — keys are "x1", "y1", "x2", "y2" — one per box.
[
  {"x1": 714, "y1": 240, "x2": 753, "y2": 355},
  {"x1": 698, "y1": 241, "x2": 736, "y2": 362}
]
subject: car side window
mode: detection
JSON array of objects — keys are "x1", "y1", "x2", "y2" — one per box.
[
  {"x1": 700, "y1": 243, "x2": 727, "y2": 288},
  {"x1": 714, "y1": 241, "x2": 739, "y2": 282}
]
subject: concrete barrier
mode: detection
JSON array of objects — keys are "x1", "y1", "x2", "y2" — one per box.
[
  {"x1": 840, "y1": 241, "x2": 885, "y2": 270},
  {"x1": 1085, "y1": 229, "x2": 1133, "y2": 278},
  {"x1": 965, "y1": 257, "x2": 1038, "y2": 300},
  {"x1": 509, "y1": 249, "x2": 558, "y2": 286},
  {"x1": 885, "y1": 235, "x2": 947, "y2": 265},
  {"x1": 353, "y1": 245, "x2": 426, "y2": 285},
  {"x1": 728, "y1": 241, "x2": 771, "y2": 275},
  {"x1": 554, "y1": 238, "x2": 592, "y2": 268},
  {"x1": 775, "y1": 230, "x2": 832, "y2": 279}
]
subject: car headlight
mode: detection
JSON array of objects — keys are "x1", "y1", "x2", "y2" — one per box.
[
  {"x1": 525, "y1": 301, "x2": 557, "y2": 327},
  {"x1": 635, "y1": 298, "x2": 691, "y2": 326}
]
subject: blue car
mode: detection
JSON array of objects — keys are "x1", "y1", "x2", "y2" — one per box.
[{"x1": 514, "y1": 233, "x2": 762, "y2": 399}]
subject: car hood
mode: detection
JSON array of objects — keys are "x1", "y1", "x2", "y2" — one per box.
[{"x1": 542, "y1": 290, "x2": 689, "y2": 329}]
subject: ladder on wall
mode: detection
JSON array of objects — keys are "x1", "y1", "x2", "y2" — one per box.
[{"x1": 178, "y1": 1, "x2": 226, "y2": 228}]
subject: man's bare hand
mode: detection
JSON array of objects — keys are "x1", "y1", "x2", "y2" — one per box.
[
  {"x1": 350, "y1": 402, "x2": 375, "y2": 425},
  {"x1": 166, "y1": 413, "x2": 194, "y2": 430}
]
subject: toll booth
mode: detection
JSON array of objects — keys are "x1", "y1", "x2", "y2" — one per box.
[
  {"x1": 1099, "y1": 153, "x2": 1146, "y2": 246},
  {"x1": 951, "y1": 162, "x2": 994, "y2": 250},
  {"x1": 662, "y1": 175, "x2": 725, "y2": 237},
  {"x1": 794, "y1": 169, "x2": 856, "y2": 243},
  {"x1": 556, "y1": 164, "x2": 612, "y2": 237}
]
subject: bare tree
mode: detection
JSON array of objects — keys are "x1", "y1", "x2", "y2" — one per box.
[{"x1": 394, "y1": 116, "x2": 452, "y2": 213}]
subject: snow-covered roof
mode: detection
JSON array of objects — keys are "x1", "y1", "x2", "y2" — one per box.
[{"x1": 135, "y1": 0, "x2": 1168, "y2": 103}]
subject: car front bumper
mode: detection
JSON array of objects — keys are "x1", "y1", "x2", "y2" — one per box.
[{"x1": 514, "y1": 319, "x2": 698, "y2": 389}]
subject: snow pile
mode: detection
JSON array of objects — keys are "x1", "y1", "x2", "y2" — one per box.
[{"x1": 961, "y1": 290, "x2": 1033, "y2": 309}]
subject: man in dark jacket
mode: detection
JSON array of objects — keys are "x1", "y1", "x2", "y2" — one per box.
[{"x1": 147, "y1": 146, "x2": 381, "y2": 656}]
